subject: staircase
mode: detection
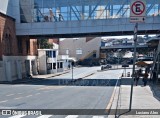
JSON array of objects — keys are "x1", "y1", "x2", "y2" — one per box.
[
  {"x1": 150, "y1": 40, "x2": 160, "y2": 82},
  {"x1": 81, "y1": 50, "x2": 97, "y2": 61},
  {"x1": 78, "y1": 50, "x2": 100, "y2": 66}
]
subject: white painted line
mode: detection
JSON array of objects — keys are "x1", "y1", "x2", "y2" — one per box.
[
  {"x1": 0, "y1": 100, "x2": 8, "y2": 103},
  {"x1": 6, "y1": 94, "x2": 14, "y2": 96},
  {"x1": 37, "y1": 115, "x2": 52, "y2": 118},
  {"x1": 35, "y1": 93, "x2": 41, "y2": 95},
  {"x1": 92, "y1": 116, "x2": 105, "y2": 118},
  {"x1": 106, "y1": 79, "x2": 119, "y2": 112},
  {"x1": 14, "y1": 97, "x2": 23, "y2": 100},
  {"x1": 8, "y1": 115, "x2": 26, "y2": 118},
  {"x1": 65, "y1": 115, "x2": 79, "y2": 118},
  {"x1": 17, "y1": 93, "x2": 23, "y2": 95},
  {"x1": 25, "y1": 95, "x2": 33, "y2": 98}
]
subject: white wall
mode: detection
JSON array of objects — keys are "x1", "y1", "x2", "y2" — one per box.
[
  {"x1": 0, "y1": 61, "x2": 5, "y2": 81},
  {"x1": 38, "y1": 49, "x2": 59, "y2": 74},
  {"x1": 2, "y1": 56, "x2": 37, "y2": 82},
  {"x1": 38, "y1": 50, "x2": 47, "y2": 75},
  {"x1": 59, "y1": 37, "x2": 101, "y2": 60}
]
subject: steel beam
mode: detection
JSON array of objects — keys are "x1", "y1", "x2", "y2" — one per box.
[
  {"x1": 99, "y1": 1, "x2": 111, "y2": 18},
  {"x1": 74, "y1": 6, "x2": 81, "y2": 18},
  {"x1": 122, "y1": 6, "x2": 129, "y2": 17},
  {"x1": 116, "y1": 0, "x2": 128, "y2": 16},
  {"x1": 70, "y1": 6, "x2": 80, "y2": 20},
  {"x1": 88, "y1": 0, "x2": 102, "y2": 19},
  {"x1": 146, "y1": 4, "x2": 155, "y2": 15},
  {"x1": 158, "y1": 4, "x2": 160, "y2": 15}
]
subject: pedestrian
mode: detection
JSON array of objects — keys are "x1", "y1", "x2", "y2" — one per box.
[
  {"x1": 138, "y1": 68, "x2": 142, "y2": 77},
  {"x1": 135, "y1": 69, "x2": 141, "y2": 86},
  {"x1": 143, "y1": 71, "x2": 148, "y2": 86},
  {"x1": 135, "y1": 71, "x2": 139, "y2": 86},
  {"x1": 152, "y1": 70, "x2": 157, "y2": 84},
  {"x1": 68, "y1": 64, "x2": 70, "y2": 69}
]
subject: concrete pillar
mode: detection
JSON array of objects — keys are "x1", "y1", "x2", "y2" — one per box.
[
  {"x1": 5, "y1": 61, "x2": 12, "y2": 82},
  {"x1": 16, "y1": 60, "x2": 22, "y2": 79},
  {"x1": 30, "y1": 39, "x2": 38, "y2": 56}
]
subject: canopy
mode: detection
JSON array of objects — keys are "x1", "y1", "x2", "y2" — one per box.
[{"x1": 135, "y1": 61, "x2": 148, "y2": 67}]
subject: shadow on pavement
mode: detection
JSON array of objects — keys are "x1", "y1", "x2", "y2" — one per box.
[
  {"x1": 6, "y1": 78, "x2": 120, "y2": 87},
  {"x1": 121, "y1": 78, "x2": 160, "y2": 102},
  {"x1": 149, "y1": 82, "x2": 160, "y2": 101},
  {"x1": 121, "y1": 77, "x2": 146, "y2": 86}
]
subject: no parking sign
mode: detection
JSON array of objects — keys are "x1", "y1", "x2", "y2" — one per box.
[{"x1": 130, "y1": 0, "x2": 146, "y2": 23}]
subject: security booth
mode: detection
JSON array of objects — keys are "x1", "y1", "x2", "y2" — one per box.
[{"x1": 38, "y1": 49, "x2": 58, "y2": 75}]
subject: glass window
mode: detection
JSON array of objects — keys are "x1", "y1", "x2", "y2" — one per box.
[
  {"x1": 47, "y1": 63, "x2": 52, "y2": 70},
  {"x1": 53, "y1": 51, "x2": 56, "y2": 58},
  {"x1": 57, "y1": 62, "x2": 60, "y2": 68},
  {"x1": 60, "y1": 62, "x2": 63, "y2": 68},
  {"x1": 66, "y1": 49, "x2": 69, "y2": 55},
  {"x1": 53, "y1": 63, "x2": 56, "y2": 69},
  {"x1": 76, "y1": 49, "x2": 82, "y2": 55},
  {"x1": 46, "y1": 51, "x2": 56, "y2": 58}
]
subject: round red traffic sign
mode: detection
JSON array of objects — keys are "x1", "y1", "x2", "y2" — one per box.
[{"x1": 131, "y1": 1, "x2": 145, "y2": 15}]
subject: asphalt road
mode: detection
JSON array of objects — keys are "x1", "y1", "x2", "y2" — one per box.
[{"x1": 0, "y1": 67, "x2": 124, "y2": 118}]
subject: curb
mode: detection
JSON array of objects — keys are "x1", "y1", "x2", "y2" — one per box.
[
  {"x1": 71, "y1": 72, "x2": 96, "y2": 83},
  {"x1": 0, "y1": 71, "x2": 70, "y2": 84},
  {"x1": 106, "y1": 79, "x2": 119, "y2": 114},
  {"x1": 45, "y1": 71, "x2": 70, "y2": 79},
  {"x1": 97, "y1": 68, "x2": 132, "y2": 72}
]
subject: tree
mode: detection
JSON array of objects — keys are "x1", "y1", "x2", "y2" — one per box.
[{"x1": 38, "y1": 39, "x2": 53, "y2": 49}]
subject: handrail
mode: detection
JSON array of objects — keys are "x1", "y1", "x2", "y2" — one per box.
[{"x1": 115, "y1": 77, "x2": 122, "y2": 118}]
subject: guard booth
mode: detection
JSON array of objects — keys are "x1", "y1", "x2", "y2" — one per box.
[
  {"x1": 38, "y1": 49, "x2": 58, "y2": 74},
  {"x1": 38, "y1": 49, "x2": 70, "y2": 74}
]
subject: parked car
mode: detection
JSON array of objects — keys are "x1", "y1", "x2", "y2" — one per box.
[{"x1": 101, "y1": 64, "x2": 112, "y2": 70}]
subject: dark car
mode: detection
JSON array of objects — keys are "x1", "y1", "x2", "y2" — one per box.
[{"x1": 101, "y1": 64, "x2": 112, "y2": 70}]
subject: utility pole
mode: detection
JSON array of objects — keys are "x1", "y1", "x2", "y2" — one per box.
[
  {"x1": 71, "y1": 61, "x2": 74, "y2": 81},
  {"x1": 129, "y1": 0, "x2": 146, "y2": 111},
  {"x1": 129, "y1": 23, "x2": 138, "y2": 111}
]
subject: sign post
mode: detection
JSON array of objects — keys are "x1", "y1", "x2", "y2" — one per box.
[
  {"x1": 71, "y1": 61, "x2": 74, "y2": 81},
  {"x1": 130, "y1": 0, "x2": 146, "y2": 23},
  {"x1": 129, "y1": 0, "x2": 146, "y2": 111}
]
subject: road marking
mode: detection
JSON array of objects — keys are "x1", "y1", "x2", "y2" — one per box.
[
  {"x1": 36, "y1": 86, "x2": 64, "y2": 90},
  {"x1": 6, "y1": 94, "x2": 14, "y2": 96},
  {"x1": 37, "y1": 115, "x2": 52, "y2": 118},
  {"x1": 65, "y1": 115, "x2": 79, "y2": 118},
  {"x1": 106, "y1": 79, "x2": 119, "y2": 113},
  {"x1": 92, "y1": 116, "x2": 105, "y2": 118},
  {"x1": 0, "y1": 100, "x2": 8, "y2": 103},
  {"x1": 17, "y1": 93, "x2": 23, "y2": 95},
  {"x1": 8, "y1": 115, "x2": 26, "y2": 118},
  {"x1": 25, "y1": 95, "x2": 33, "y2": 98},
  {"x1": 14, "y1": 97, "x2": 23, "y2": 100},
  {"x1": 35, "y1": 93, "x2": 41, "y2": 95}
]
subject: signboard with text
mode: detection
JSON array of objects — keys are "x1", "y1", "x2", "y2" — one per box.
[{"x1": 130, "y1": 0, "x2": 146, "y2": 23}]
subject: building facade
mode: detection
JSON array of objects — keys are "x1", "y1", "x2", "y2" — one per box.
[
  {"x1": 0, "y1": 11, "x2": 39, "y2": 81},
  {"x1": 59, "y1": 37, "x2": 101, "y2": 65}
]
